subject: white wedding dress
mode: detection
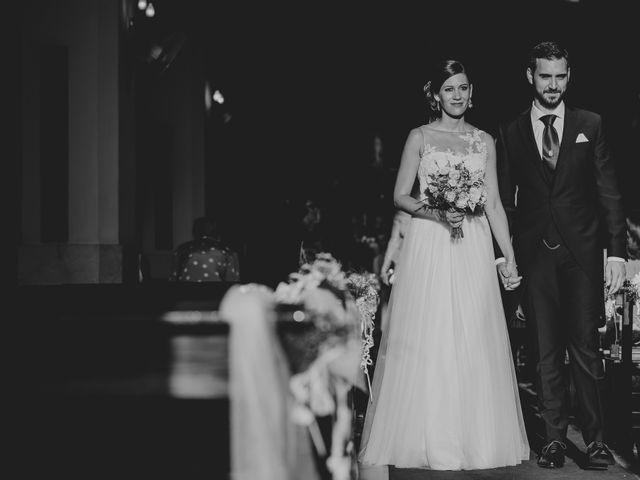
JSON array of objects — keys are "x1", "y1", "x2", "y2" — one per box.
[{"x1": 359, "y1": 126, "x2": 530, "y2": 471}]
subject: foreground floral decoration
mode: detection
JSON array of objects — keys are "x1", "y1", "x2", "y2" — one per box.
[
  {"x1": 604, "y1": 272, "x2": 640, "y2": 353},
  {"x1": 345, "y1": 271, "x2": 380, "y2": 397},
  {"x1": 605, "y1": 272, "x2": 640, "y2": 321},
  {"x1": 274, "y1": 253, "x2": 379, "y2": 384},
  {"x1": 274, "y1": 253, "x2": 379, "y2": 480}
]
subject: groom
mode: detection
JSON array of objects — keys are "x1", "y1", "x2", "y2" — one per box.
[{"x1": 495, "y1": 41, "x2": 627, "y2": 470}]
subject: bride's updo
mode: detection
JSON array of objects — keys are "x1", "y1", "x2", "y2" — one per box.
[{"x1": 423, "y1": 59, "x2": 469, "y2": 119}]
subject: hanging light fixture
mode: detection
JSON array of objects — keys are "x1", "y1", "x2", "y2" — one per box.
[
  {"x1": 213, "y1": 90, "x2": 225, "y2": 105},
  {"x1": 137, "y1": 0, "x2": 147, "y2": 10},
  {"x1": 145, "y1": 2, "x2": 155, "y2": 18}
]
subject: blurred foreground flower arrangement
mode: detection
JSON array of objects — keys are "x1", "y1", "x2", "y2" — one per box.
[
  {"x1": 604, "y1": 273, "x2": 640, "y2": 324},
  {"x1": 274, "y1": 253, "x2": 380, "y2": 480},
  {"x1": 603, "y1": 272, "x2": 640, "y2": 359}
]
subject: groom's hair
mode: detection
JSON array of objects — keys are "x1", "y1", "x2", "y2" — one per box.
[{"x1": 528, "y1": 41, "x2": 570, "y2": 73}]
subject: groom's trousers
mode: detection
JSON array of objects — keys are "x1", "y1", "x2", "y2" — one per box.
[{"x1": 523, "y1": 237, "x2": 606, "y2": 445}]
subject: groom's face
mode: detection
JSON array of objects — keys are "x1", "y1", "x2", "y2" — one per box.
[{"x1": 527, "y1": 57, "x2": 570, "y2": 110}]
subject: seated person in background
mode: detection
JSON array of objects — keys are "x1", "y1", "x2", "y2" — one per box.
[{"x1": 169, "y1": 216, "x2": 240, "y2": 282}]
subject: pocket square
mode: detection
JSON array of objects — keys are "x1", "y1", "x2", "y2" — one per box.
[{"x1": 575, "y1": 133, "x2": 589, "y2": 143}]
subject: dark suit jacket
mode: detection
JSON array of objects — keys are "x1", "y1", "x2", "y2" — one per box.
[{"x1": 496, "y1": 105, "x2": 627, "y2": 293}]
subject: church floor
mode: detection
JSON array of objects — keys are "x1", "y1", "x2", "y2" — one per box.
[
  {"x1": 355, "y1": 382, "x2": 639, "y2": 480},
  {"x1": 383, "y1": 418, "x2": 638, "y2": 480}
]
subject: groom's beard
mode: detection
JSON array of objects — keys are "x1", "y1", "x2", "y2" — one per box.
[{"x1": 535, "y1": 88, "x2": 565, "y2": 110}]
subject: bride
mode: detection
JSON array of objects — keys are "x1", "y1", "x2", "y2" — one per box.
[{"x1": 358, "y1": 59, "x2": 530, "y2": 473}]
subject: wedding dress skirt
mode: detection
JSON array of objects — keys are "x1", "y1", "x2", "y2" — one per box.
[{"x1": 359, "y1": 214, "x2": 530, "y2": 470}]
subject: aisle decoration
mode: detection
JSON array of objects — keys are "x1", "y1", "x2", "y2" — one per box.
[
  {"x1": 220, "y1": 283, "x2": 321, "y2": 480},
  {"x1": 604, "y1": 272, "x2": 640, "y2": 358},
  {"x1": 604, "y1": 272, "x2": 640, "y2": 322},
  {"x1": 345, "y1": 271, "x2": 380, "y2": 398},
  {"x1": 274, "y1": 252, "x2": 380, "y2": 480}
]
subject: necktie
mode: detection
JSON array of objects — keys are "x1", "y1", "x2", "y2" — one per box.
[{"x1": 540, "y1": 114, "x2": 559, "y2": 171}]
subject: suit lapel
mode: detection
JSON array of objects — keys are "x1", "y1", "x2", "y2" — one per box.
[{"x1": 516, "y1": 110, "x2": 548, "y2": 182}]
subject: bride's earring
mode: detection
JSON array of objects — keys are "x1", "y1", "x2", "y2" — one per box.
[
  {"x1": 436, "y1": 101, "x2": 441, "y2": 112},
  {"x1": 468, "y1": 98, "x2": 473, "y2": 109}
]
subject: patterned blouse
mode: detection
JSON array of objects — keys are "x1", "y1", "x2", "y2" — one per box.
[{"x1": 169, "y1": 236, "x2": 240, "y2": 282}]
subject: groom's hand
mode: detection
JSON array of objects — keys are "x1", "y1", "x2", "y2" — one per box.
[{"x1": 605, "y1": 260, "x2": 626, "y2": 295}]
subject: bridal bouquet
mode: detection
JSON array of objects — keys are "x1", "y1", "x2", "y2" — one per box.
[{"x1": 419, "y1": 151, "x2": 487, "y2": 240}]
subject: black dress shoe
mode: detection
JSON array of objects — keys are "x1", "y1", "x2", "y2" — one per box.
[
  {"x1": 586, "y1": 441, "x2": 615, "y2": 470},
  {"x1": 537, "y1": 440, "x2": 566, "y2": 468}
]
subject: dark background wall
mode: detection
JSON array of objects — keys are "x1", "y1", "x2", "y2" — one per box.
[
  {"x1": 181, "y1": 0, "x2": 639, "y2": 282},
  {"x1": 14, "y1": 0, "x2": 639, "y2": 286},
  {"x1": 164, "y1": 0, "x2": 639, "y2": 210}
]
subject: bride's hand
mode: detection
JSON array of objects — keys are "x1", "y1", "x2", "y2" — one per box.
[
  {"x1": 443, "y1": 208, "x2": 465, "y2": 228},
  {"x1": 380, "y1": 259, "x2": 394, "y2": 286}
]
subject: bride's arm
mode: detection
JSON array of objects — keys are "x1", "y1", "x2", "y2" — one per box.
[
  {"x1": 393, "y1": 128, "x2": 457, "y2": 225},
  {"x1": 483, "y1": 134, "x2": 520, "y2": 285}
]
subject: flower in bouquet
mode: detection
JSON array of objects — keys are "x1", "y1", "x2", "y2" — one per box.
[{"x1": 419, "y1": 150, "x2": 487, "y2": 240}]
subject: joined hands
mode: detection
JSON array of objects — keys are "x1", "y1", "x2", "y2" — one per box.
[{"x1": 497, "y1": 261, "x2": 522, "y2": 291}]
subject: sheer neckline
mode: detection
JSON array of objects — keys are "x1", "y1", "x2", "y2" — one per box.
[{"x1": 423, "y1": 124, "x2": 477, "y2": 135}]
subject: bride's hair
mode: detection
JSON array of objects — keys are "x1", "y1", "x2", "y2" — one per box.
[{"x1": 423, "y1": 59, "x2": 469, "y2": 120}]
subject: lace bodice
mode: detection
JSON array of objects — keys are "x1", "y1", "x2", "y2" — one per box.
[{"x1": 417, "y1": 126, "x2": 488, "y2": 204}]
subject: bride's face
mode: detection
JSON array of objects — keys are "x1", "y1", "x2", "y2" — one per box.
[{"x1": 437, "y1": 73, "x2": 472, "y2": 118}]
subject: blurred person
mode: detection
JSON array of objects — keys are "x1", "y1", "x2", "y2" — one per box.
[
  {"x1": 299, "y1": 198, "x2": 327, "y2": 266},
  {"x1": 359, "y1": 59, "x2": 529, "y2": 473},
  {"x1": 169, "y1": 216, "x2": 240, "y2": 282},
  {"x1": 376, "y1": 209, "x2": 410, "y2": 334},
  {"x1": 378, "y1": 181, "x2": 422, "y2": 287}
]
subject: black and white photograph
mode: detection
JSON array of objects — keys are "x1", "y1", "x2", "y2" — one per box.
[{"x1": 8, "y1": 1, "x2": 640, "y2": 479}]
